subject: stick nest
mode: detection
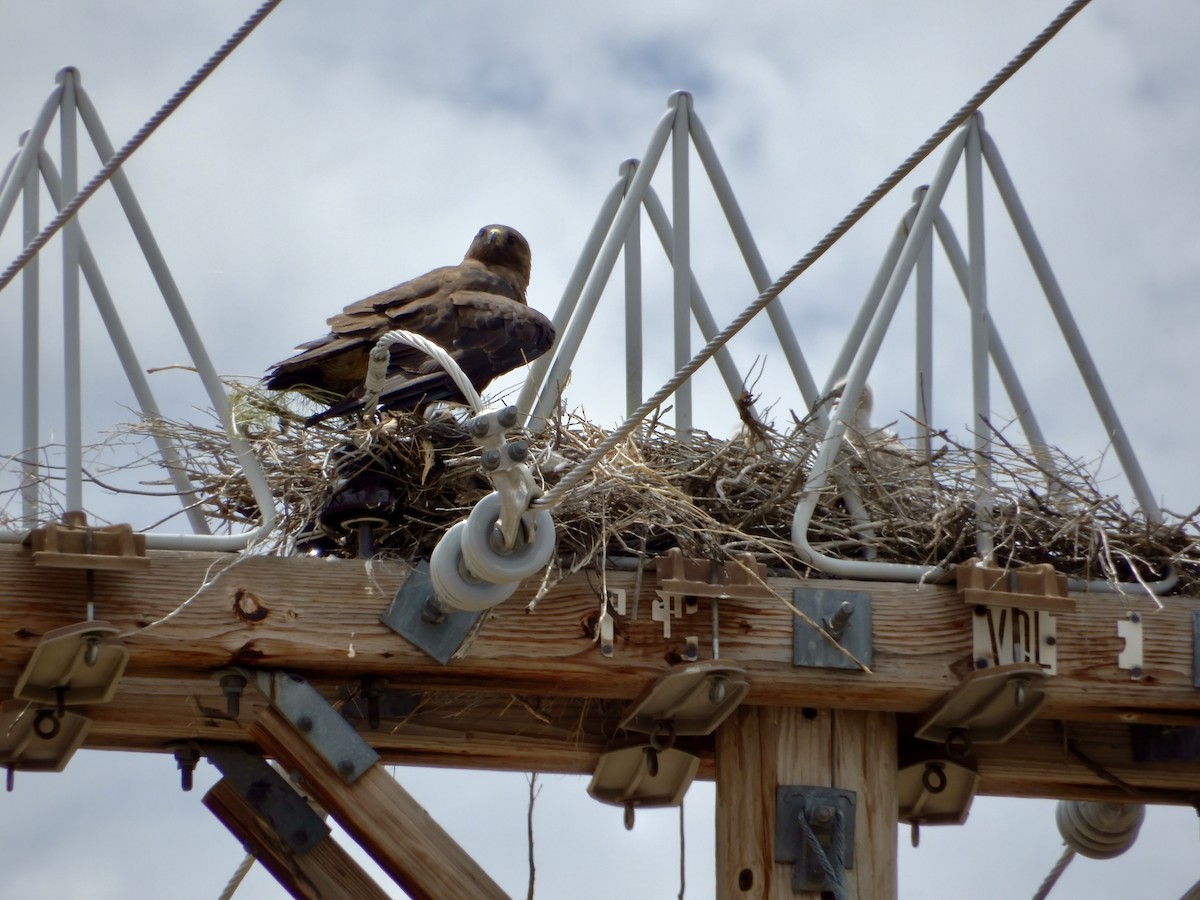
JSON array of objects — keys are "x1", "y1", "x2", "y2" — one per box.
[{"x1": 45, "y1": 381, "x2": 1200, "y2": 595}]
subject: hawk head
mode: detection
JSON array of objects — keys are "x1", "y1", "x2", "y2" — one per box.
[{"x1": 465, "y1": 224, "x2": 532, "y2": 295}]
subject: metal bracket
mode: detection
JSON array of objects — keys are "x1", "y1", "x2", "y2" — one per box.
[
  {"x1": 24, "y1": 511, "x2": 149, "y2": 570},
  {"x1": 0, "y1": 698, "x2": 91, "y2": 777},
  {"x1": 14, "y1": 620, "x2": 129, "y2": 708},
  {"x1": 652, "y1": 548, "x2": 774, "y2": 639},
  {"x1": 250, "y1": 670, "x2": 380, "y2": 784},
  {"x1": 791, "y1": 588, "x2": 872, "y2": 669},
  {"x1": 379, "y1": 559, "x2": 483, "y2": 665},
  {"x1": 204, "y1": 743, "x2": 329, "y2": 855},
  {"x1": 775, "y1": 785, "x2": 856, "y2": 892},
  {"x1": 914, "y1": 662, "x2": 1047, "y2": 752},
  {"x1": 1117, "y1": 611, "x2": 1144, "y2": 680}
]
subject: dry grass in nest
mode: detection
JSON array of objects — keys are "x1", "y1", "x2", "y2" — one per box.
[{"x1": 24, "y1": 380, "x2": 1200, "y2": 596}]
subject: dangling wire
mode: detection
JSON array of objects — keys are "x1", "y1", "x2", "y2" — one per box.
[
  {"x1": 534, "y1": 0, "x2": 1094, "y2": 513},
  {"x1": 0, "y1": 0, "x2": 287, "y2": 293}
]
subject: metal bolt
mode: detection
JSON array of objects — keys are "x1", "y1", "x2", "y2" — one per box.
[
  {"x1": 1130, "y1": 612, "x2": 1142, "y2": 624},
  {"x1": 1131, "y1": 665, "x2": 1143, "y2": 679},
  {"x1": 297, "y1": 716, "x2": 314, "y2": 733},
  {"x1": 974, "y1": 658, "x2": 990, "y2": 669},
  {"x1": 823, "y1": 601, "x2": 854, "y2": 639},
  {"x1": 481, "y1": 448, "x2": 502, "y2": 470},
  {"x1": 173, "y1": 745, "x2": 200, "y2": 792},
  {"x1": 338, "y1": 759, "x2": 356, "y2": 777},
  {"x1": 497, "y1": 406, "x2": 519, "y2": 429},
  {"x1": 507, "y1": 440, "x2": 530, "y2": 463},
  {"x1": 469, "y1": 416, "x2": 490, "y2": 438},
  {"x1": 709, "y1": 676, "x2": 727, "y2": 705},
  {"x1": 811, "y1": 805, "x2": 835, "y2": 827},
  {"x1": 219, "y1": 671, "x2": 247, "y2": 718},
  {"x1": 1045, "y1": 635, "x2": 1057, "y2": 646},
  {"x1": 292, "y1": 829, "x2": 309, "y2": 847}
]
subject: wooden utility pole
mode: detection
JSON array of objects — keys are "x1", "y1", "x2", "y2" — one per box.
[{"x1": 3, "y1": 544, "x2": 1198, "y2": 897}]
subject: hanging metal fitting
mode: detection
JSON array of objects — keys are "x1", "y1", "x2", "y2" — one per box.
[
  {"x1": 775, "y1": 786, "x2": 856, "y2": 892},
  {"x1": 897, "y1": 753, "x2": 979, "y2": 835},
  {"x1": 0, "y1": 698, "x2": 92, "y2": 777},
  {"x1": 618, "y1": 660, "x2": 749, "y2": 738},
  {"x1": 914, "y1": 662, "x2": 1048, "y2": 751},
  {"x1": 14, "y1": 620, "x2": 129, "y2": 709}
]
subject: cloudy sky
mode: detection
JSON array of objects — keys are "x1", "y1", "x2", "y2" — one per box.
[{"x1": 1, "y1": 1, "x2": 1199, "y2": 897}]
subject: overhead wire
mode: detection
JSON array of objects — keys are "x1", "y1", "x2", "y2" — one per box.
[
  {"x1": 0, "y1": 0, "x2": 287, "y2": 295},
  {"x1": 534, "y1": 0, "x2": 1094, "y2": 512}
]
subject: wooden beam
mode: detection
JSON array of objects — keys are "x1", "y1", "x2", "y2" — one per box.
[
  {"x1": 715, "y1": 708, "x2": 897, "y2": 899},
  {"x1": 246, "y1": 705, "x2": 510, "y2": 900},
  {"x1": 4, "y1": 546, "x2": 1200, "y2": 800},
  {"x1": 203, "y1": 776, "x2": 391, "y2": 900},
  {"x1": 1, "y1": 545, "x2": 1197, "y2": 721}
]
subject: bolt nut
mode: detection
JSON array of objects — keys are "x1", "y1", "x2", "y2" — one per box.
[
  {"x1": 338, "y1": 759, "x2": 356, "y2": 777},
  {"x1": 297, "y1": 716, "x2": 314, "y2": 733},
  {"x1": 497, "y1": 406, "x2": 519, "y2": 429}
]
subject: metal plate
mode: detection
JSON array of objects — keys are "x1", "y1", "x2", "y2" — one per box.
[
  {"x1": 254, "y1": 671, "x2": 380, "y2": 784},
  {"x1": 792, "y1": 588, "x2": 872, "y2": 669},
  {"x1": 205, "y1": 744, "x2": 329, "y2": 855},
  {"x1": 775, "y1": 785, "x2": 856, "y2": 891},
  {"x1": 379, "y1": 560, "x2": 483, "y2": 665}
]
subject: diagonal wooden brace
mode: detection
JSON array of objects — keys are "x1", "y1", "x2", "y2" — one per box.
[
  {"x1": 247, "y1": 704, "x2": 510, "y2": 900},
  {"x1": 204, "y1": 776, "x2": 390, "y2": 900}
]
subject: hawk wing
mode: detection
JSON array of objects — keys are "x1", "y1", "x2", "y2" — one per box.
[
  {"x1": 308, "y1": 292, "x2": 555, "y2": 422},
  {"x1": 265, "y1": 263, "x2": 523, "y2": 397}
]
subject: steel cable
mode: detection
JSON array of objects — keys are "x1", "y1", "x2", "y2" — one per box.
[
  {"x1": 0, "y1": 0, "x2": 287, "y2": 294},
  {"x1": 534, "y1": 0, "x2": 1093, "y2": 512}
]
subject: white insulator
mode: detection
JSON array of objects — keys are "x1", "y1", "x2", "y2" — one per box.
[
  {"x1": 1055, "y1": 800, "x2": 1145, "y2": 860},
  {"x1": 460, "y1": 492, "x2": 557, "y2": 584},
  {"x1": 429, "y1": 522, "x2": 518, "y2": 612}
]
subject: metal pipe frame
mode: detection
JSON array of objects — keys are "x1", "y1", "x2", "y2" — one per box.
[
  {"x1": 640, "y1": 185, "x2": 749, "y2": 412},
  {"x1": 524, "y1": 107, "x2": 676, "y2": 430},
  {"x1": 688, "y1": 109, "x2": 820, "y2": 408},
  {"x1": 0, "y1": 74, "x2": 275, "y2": 550},
  {"x1": 34, "y1": 148, "x2": 211, "y2": 533},
  {"x1": 794, "y1": 117, "x2": 1170, "y2": 594},
  {"x1": 517, "y1": 163, "x2": 630, "y2": 426},
  {"x1": 623, "y1": 162, "x2": 643, "y2": 419},
  {"x1": 965, "y1": 115, "x2": 994, "y2": 560},
  {"x1": 670, "y1": 91, "x2": 693, "y2": 439},
  {"x1": 791, "y1": 128, "x2": 968, "y2": 583},
  {"x1": 979, "y1": 127, "x2": 1161, "y2": 525},
  {"x1": 61, "y1": 69, "x2": 83, "y2": 514}
]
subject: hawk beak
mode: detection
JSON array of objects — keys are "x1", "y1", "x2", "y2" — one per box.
[{"x1": 485, "y1": 227, "x2": 503, "y2": 245}]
